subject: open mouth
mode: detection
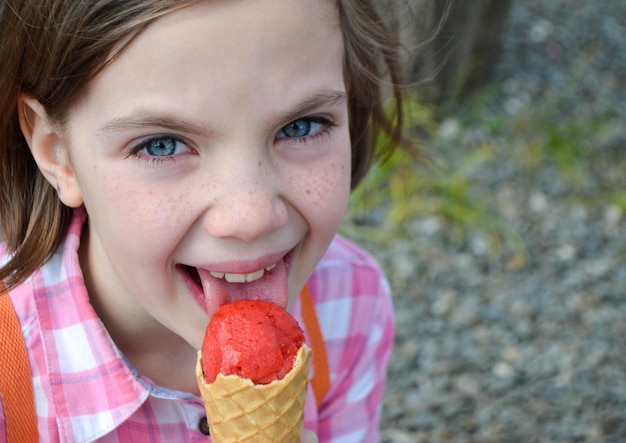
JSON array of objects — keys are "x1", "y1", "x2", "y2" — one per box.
[{"x1": 177, "y1": 250, "x2": 293, "y2": 312}]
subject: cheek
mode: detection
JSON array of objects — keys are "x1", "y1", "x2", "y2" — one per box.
[
  {"x1": 292, "y1": 151, "x2": 352, "y2": 227},
  {"x1": 82, "y1": 167, "x2": 194, "y2": 238}
]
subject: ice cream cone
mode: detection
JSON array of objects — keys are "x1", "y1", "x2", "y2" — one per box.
[{"x1": 196, "y1": 343, "x2": 312, "y2": 442}]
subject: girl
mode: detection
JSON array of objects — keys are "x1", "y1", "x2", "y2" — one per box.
[{"x1": 0, "y1": 0, "x2": 409, "y2": 441}]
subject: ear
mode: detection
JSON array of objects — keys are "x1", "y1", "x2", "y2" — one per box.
[{"x1": 18, "y1": 94, "x2": 84, "y2": 208}]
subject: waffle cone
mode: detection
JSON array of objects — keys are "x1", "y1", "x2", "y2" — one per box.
[{"x1": 196, "y1": 344, "x2": 312, "y2": 442}]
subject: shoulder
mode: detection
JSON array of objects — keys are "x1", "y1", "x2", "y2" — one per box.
[
  {"x1": 302, "y1": 236, "x2": 394, "y2": 428},
  {"x1": 309, "y1": 235, "x2": 388, "y2": 302},
  {"x1": 318, "y1": 234, "x2": 383, "y2": 271},
  {"x1": 0, "y1": 244, "x2": 38, "y2": 331},
  {"x1": 306, "y1": 235, "x2": 393, "y2": 337}
]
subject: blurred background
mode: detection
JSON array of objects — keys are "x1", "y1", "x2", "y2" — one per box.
[{"x1": 341, "y1": 0, "x2": 626, "y2": 441}]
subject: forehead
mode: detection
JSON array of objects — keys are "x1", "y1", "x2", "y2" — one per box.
[
  {"x1": 73, "y1": 0, "x2": 345, "y2": 125},
  {"x1": 142, "y1": 0, "x2": 341, "y2": 76}
]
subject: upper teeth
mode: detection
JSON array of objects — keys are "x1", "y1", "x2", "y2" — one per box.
[{"x1": 210, "y1": 263, "x2": 277, "y2": 283}]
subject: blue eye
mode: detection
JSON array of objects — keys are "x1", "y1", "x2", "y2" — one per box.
[
  {"x1": 134, "y1": 136, "x2": 189, "y2": 157},
  {"x1": 278, "y1": 117, "x2": 329, "y2": 140},
  {"x1": 282, "y1": 119, "x2": 313, "y2": 138}
]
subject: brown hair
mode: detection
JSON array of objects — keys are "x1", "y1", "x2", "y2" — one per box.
[{"x1": 0, "y1": 0, "x2": 409, "y2": 289}]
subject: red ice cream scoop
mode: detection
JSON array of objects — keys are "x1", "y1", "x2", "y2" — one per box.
[{"x1": 201, "y1": 299, "x2": 305, "y2": 385}]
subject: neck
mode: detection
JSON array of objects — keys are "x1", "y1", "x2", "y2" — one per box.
[
  {"x1": 92, "y1": 293, "x2": 200, "y2": 394},
  {"x1": 79, "y1": 229, "x2": 200, "y2": 395},
  {"x1": 123, "y1": 334, "x2": 201, "y2": 395}
]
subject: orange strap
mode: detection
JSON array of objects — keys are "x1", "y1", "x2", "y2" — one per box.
[
  {"x1": 299, "y1": 285, "x2": 330, "y2": 408},
  {"x1": 0, "y1": 281, "x2": 38, "y2": 442}
]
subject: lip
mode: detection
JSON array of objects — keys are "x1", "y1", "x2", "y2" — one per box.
[{"x1": 195, "y1": 248, "x2": 293, "y2": 274}]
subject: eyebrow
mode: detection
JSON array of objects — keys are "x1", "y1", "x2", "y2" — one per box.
[
  {"x1": 96, "y1": 89, "x2": 348, "y2": 138},
  {"x1": 96, "y1": 114, "x2": 214, "y2": 139},
  {"x1": 274, "y1": 90, "x2": 347, "y2": 127}
]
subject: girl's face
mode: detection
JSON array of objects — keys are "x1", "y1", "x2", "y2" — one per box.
[{"x1": 61, "y1": 0, "x2": 350, "y2": 348}]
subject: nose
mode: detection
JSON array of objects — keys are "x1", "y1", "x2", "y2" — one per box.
[{"x1": 202, "y1": 171, "x2": 289, "y2": 242}]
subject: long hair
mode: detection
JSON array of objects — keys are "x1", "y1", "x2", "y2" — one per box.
[{"x1": 0, "y1": 0, "x2": 409, "y2": 289}]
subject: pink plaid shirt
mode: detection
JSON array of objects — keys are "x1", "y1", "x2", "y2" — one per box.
[{"x1": 1, "y1": 209, "x2": 394, "y2": 442}]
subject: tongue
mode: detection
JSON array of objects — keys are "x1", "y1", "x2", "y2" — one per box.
[{"x1": 198, "y1": 261, "x2": 289, "y2": 315}]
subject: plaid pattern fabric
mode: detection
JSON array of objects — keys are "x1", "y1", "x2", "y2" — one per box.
[
  {"x1": 297, "y1": 236, "x2": 395, "y2": 443},
  {"x1": 1, "y1": 208, "x2": 394, "y2": 442}
]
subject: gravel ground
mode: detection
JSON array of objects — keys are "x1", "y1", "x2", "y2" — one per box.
[{"x1": 352, "y1": 1, "x2": 626, "y2": 442}]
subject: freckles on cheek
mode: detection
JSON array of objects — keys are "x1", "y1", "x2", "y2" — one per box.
[
  {"x1": 101, "y1": 174, "x2": 191, "y2": 232},
  {"x1": 298, "y1": 161, "x2": 351, "y2": 210},
  {"x1": 136, "y1": 193, "x2": 193, "y2": 233}
]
